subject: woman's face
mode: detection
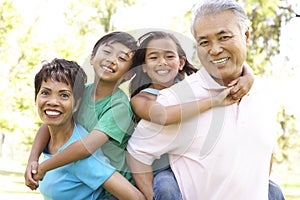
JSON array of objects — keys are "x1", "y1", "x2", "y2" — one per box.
[
  {"x1": 143, "y1": 38, "x2": 185, "y2": 88},
  {"x1": 36, "y1": 78, "x2": 74, "y2": 127}
]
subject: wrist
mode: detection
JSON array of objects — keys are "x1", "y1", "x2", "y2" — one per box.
[
  {"x1": 38, "y1": 162, "x2": 47, "y2": 175},
  {"x1": 211, "y1": 97, "x2": 220, "y2": 107}
]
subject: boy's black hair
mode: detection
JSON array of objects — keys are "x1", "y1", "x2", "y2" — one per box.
[{"x1": 91, "y1": 31, "x2": 138, "y2": 60}]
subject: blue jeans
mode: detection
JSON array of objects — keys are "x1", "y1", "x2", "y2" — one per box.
[
  {"x1": 153, "y1": 167, "x2": 182, "y2": 200},
  {"x1": 269, "y1": 179, "x2": 285, "y2": 200},
  {"x1": 153, "y1": 169, "x2": 284, "y2": 200}
]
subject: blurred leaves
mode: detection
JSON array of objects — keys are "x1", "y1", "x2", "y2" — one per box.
[{"x1": 0, "y1": 0, "x2": 298, "y2": 160}]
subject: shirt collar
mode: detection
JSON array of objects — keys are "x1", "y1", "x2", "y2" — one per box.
[{"x1": 198, "y1": 68, "x2": 227, "y2": 90}]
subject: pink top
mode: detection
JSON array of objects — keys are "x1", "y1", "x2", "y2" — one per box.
[{"x1": 127, "y1": 68, "x2": 277, "y2": 200}]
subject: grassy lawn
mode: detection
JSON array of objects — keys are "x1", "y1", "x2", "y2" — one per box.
[
  {"x1": 0, "y1": 159, "x2": 42, "y2": 200},
  {"x1": 0, "y1": 158, "x2": 299, "y2": 199}
]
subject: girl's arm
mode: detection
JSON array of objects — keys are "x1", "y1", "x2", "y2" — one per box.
[
  {"x1": 228, "y1": 63, "x2": 254, "y2": 100},
  {"x1": 131, "y1": 65, "x2": 253, "y2": 126},
  {"x1": 131, "y1": 87, "x2": 235, "y2": 126},
  {"x1": 24, "y1": 124, "x2": 50, "y2": 190},
  {"x1": 33, "y1": 129, "x2": 109, "y2": 181}
]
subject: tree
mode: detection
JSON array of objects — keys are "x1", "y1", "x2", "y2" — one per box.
[
  {"x1": 243, "y1": 0, "x2": 295, "y2": 75},
  {"x1": 65, "y1": 0, "x2": 136, "y2": 35}
]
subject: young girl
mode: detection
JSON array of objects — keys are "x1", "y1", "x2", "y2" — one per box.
[
  {"x1": 25, "y1": 32, "x2": 145, "y2": 200},
  {"x1": 126, "y1": 31, "x2": 254, "y2": 200}
]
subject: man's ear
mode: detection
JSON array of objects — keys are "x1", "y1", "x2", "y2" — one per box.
[{"x1": 245, "y1": 28, "x2": 250, "y2": 44}]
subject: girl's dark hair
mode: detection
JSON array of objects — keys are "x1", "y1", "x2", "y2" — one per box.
[
  {"x1": 34, "y1": 58, "x2": 87, "y2": 106},
  {"x1": 129, "y1": 31, "x2": 198, "y2": 98},
  {"x1": 91, "y1": 31, "x2": 138, "y2": 63}
]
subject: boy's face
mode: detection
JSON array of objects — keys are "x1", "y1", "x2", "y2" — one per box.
[
  {"x1": 90, "y1": 41, "x2": 134, "y2": 83},
  {"x1": 36, "y1": 79, "x2": 74, "y2": 127}
]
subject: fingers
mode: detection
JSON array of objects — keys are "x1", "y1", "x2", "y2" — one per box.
[
  {"x1": 230, "y1": 84, "x2": 247, "y2": 100},
  {"x1": 33, "y1": 170, "x2": 45, "y2": 182},
  {"x1": 31, "y1": 161, "x2": 38, "y2": 175},
  {"x1": 227, "y1": 79, "x2": 238, "y2": 87},
  {"x1": 24, "y1": 170, "x2": 39, "y2": 190},
  {"x1": 24, "y1": 161, "x2": 39, "y2": 190}
]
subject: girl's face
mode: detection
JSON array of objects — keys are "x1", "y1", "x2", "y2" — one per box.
[
  {"x1": 36, "y1": 79, "x2": 75, "y2": 128},
  {"x1": 143, "y1": 38, "x2": 185, "y2": 88},
  {"x1": 90, "y1": 41, "x2": 134, "y2": 84}
]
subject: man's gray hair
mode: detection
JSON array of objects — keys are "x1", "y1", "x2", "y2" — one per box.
[{"x1": 191, "y1": 0, "x2": 250, "y2": 36}]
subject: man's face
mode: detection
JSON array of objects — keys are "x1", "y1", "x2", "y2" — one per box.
[{"x1": 193, "y1": 10, "x2": 250, "y2": 86}]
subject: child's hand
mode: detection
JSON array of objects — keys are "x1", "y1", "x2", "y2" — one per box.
[
  {"x1": 227, "y1": 74, "x2": 254, "y2": 101},
  {"x1": 212, "y1": 87, "x2": 238, "y2": 107},
  {"x1": 33, "y1": 165, "x2": 46, "y2": 182},
  {"x1": 24, "y1": 161, "x2": 39, "y2": 190}
]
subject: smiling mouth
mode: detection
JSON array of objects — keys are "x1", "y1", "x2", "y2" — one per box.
[
  {"x1": 101, "y1": 66, "x2": 115, "y2": 73},
  {"x1": 156, "y1": 69, "x2": 170, "y2": 75},
  {"x1": 211, "y1": 57, "x2": 229, "y2": 64},
  {"x1": 45, "y1": 110, "x2": 61, "y2": 116}
]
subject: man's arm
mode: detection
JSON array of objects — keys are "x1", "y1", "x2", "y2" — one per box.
[{"x1": 126, "y1": 152, "x2": 154, "y2": 200}]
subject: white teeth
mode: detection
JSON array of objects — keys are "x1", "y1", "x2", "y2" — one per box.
[
  {"x1": 156, "y1": 70, "x2": 169, "y2": 75},
  {"x1": 45, "y1": 110, "x2": 60, "y2": 116},
  {"x1": 211, "y1": 58, "x2": 228, "y2": 64},
  {"x1": 101, "y1": 66, "x2": 113, "y2": 72}
]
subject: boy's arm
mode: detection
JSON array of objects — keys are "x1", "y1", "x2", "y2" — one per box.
[
  {"x1": 24, "y1": 124, "x2": 50, "y2": 190},
  {"x1": 33, "y1": 129, "x2": 109, "y2": 181}
]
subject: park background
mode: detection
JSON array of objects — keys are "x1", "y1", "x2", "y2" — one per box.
[{"x1": 0, "y1": 0, "x2": 299, "y2": 199}]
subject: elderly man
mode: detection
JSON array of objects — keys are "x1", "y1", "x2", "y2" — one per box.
[{"x1": 127, "y1": 0, "x2": 282, "y2": 199}]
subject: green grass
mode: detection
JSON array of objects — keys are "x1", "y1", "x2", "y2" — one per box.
[
  {"x1": 0, "y1": 159, "x2": 299, "y2": 200},
  {"x1": 0, "y1": 159, "x2": 42, "y2": 200}
]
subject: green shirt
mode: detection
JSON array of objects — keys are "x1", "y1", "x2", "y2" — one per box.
[{"x1": 76, "y1": 83, "x2": 134, "y2": 183}]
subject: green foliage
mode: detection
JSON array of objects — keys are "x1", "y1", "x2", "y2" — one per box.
[
  {"x1": 275, "y1": 106, "x2": 299, "y2": 163},
  {"x1": 0, "y1": 0, "x2": 20, "y2": 46},
  {"x1": 0, "y1": 0, "x2": 298, "y2": 168},
  {"x1": 244, "y1": 0, "x2": 292, "y2": 75},
  {"x1": 65, "y1": 0, "x2": 136, "y2": 35}
]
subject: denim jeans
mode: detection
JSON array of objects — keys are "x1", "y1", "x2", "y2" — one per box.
[
  {"x1": 269, "y1": 179, "x2": 285, "y2": 200},
  {"x1": 153, "y1": 167, "x2": 182, "y2": 200},
  {"x1": 101, "y1": 171, "x2": 284, "y2": 200},
  {"x1": 153, "y1": 169, "x2": 284, "y2": 200}
]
